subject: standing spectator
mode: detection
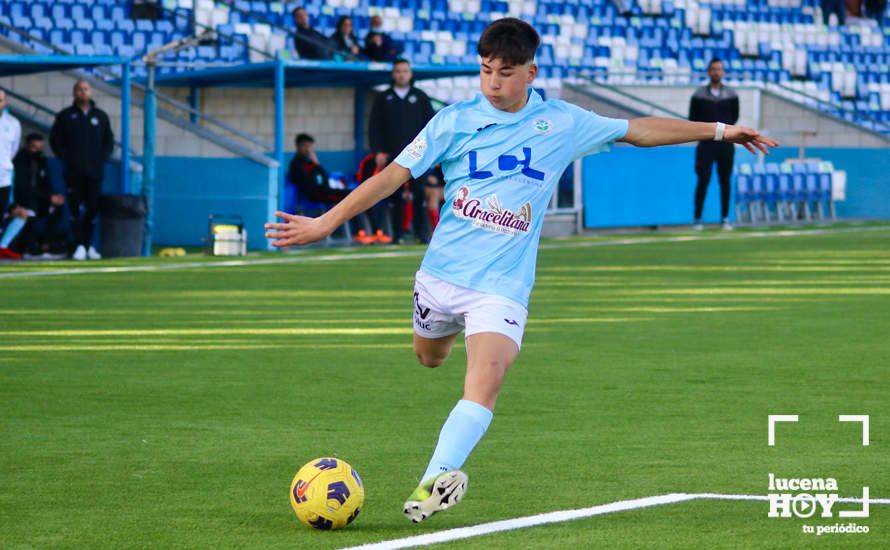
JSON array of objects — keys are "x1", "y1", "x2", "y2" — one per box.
[
  {"x1": 821, "y1": 0, "x2": 847, "y2": 25},
  {"x1": 364, "y1": 14, "x2": 404, "y2": 62},
  {"x1": 0, "y1": 89, "x2": 21, "y2": 214},
  {"x1": 689, "y1": 58, "x2": 739, "y2": 231},
  {"x1": 354, "y1": 152, "x2": 394, "y2": 244},
  {"x1": 330, "y1": 16, "x2": 362, "y2": 60},
  {"x1": 368, "y1": 59, "x2": 436, "y2": 243},
  {"x1": 8, "y1": 134, "x2": 67, "y2": 258},
  {"x1": 50, "y1": 80, "x2": 114, "y2": 260},
  {"x1": 291, "y1": 7, "x2": 333, "y2": 60}
]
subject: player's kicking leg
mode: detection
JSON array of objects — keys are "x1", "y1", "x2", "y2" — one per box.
[{"x1": 404, "y1": 331, "x2": 520, "y2": 522}]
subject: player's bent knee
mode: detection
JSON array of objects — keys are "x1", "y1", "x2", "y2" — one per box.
[{"x1": 415, "y1": 351, "x2": 447, "y2": 368}]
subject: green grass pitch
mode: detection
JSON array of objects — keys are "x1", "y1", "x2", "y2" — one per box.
[{"x1": 1, "y1": 225, "x2": 888, "y2": 548}]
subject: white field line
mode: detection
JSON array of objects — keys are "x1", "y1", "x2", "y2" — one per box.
[
  {"x1": 2, "y1": 225, "x2": 889, "y2": 279},
  {"x1": 342, "y1": 492, "x2": 890, "y2": 550}
]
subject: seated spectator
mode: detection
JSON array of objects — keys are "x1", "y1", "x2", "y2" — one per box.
[
  {"x1": 364, "y1": 14, "x2": 404, "y2": 62},
  {"x1": 10, "y1": 134, "x2": 68, "y2": 258},
  {"x1": 288, "y1": 133, "x2": 350, "y2": 205},
  {"x1": 821, "y1": 0, "x2": 847, "y2": 25},
  {"x1": 330, "y1": 16, "x2": 363, "y2": 60},
  {"x1": 292, "y1": 7, "x2": 333, "y2": 60}
]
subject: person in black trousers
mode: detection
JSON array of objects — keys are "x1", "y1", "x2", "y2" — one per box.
[
  {"x1": 50, "y1": 80, "x2": 114, "y2": 259},
  {"x1": 368, "y1": 59, "x2": 436, "y2": 243},
  {"x1": 689, "y1": 58, "x2": 739, "y2": 230}
]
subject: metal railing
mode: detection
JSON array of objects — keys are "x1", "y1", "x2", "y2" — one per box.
[{"x1": 0, "y1": 20, "x2": 275, "y2": 159}]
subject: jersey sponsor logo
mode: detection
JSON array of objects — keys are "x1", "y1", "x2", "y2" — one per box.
[
  {"x1": 404, "y1": 136, "x2": 427, "y2": 159},
  {"x1": 468, "y1": 147, "x2": 545, "y2": 181},
  {"x1": 533, "y1": 119, "x2": 551, "y2": 133},
  {"x1": 452, "y1": 187, "x2": 531, "y2": 236}
]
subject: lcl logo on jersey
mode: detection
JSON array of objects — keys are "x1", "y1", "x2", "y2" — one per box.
[{"x1": 467, "y1": 147, "x2": 545, "y2": 181}]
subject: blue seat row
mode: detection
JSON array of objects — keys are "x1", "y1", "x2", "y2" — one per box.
[{"x1": 735, "y1": 162, "x2": 837, "y2": 223}]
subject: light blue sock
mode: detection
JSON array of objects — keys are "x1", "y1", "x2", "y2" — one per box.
[
  {"x1": 0, "y1": 217, "x2": 26, "y2": 248},
  {"x1": 421, "y1": 399, "x2": 493, "y2": 484}
]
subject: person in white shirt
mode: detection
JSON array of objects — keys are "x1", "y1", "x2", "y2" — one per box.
[{"x1": 0, "y1": 89, "x2": 22, "y2": 211}]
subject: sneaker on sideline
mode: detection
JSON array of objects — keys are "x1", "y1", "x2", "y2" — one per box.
[
  {"x1": 373, "y1": 229, "x2": 393, "y2": 244},
  {"x1": 72, "y1": 245, "x2": 87, "y2": 260},
  {"x1": 353, "y1": 229, "x2": 376, "y2": 245},
  {"x1": 87, "y1": 246, "x2": 102, "y2": 260}
]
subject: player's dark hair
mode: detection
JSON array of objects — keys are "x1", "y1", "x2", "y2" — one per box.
[
  {"x1": 708, "y1": 57, "x2": 724, "y2": 69},
  {"x1": 25, "y1": 133, "x2": 44, "y2": 143},
  {"x1": 295, "y1": 133, "x2": 314, "y2": 146},
  {"x1": 477, "y1": 18, "x2": 540, "y2": 66}
]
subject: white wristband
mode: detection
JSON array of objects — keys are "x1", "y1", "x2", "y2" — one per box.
[{"x1": 714, "y1": 122, "x2": 726, "y2": 142}]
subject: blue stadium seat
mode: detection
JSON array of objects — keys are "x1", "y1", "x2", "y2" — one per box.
[
  {"x1": 110, "y1": 5, "x2": 127, "y2": 21},
  {"x1": 9, "y1": 2, "x2": 28, "y2": 19},
  {"x1": 70, "y1": 3, "x2": 88, "y2": 22},
  {"x1": 116, "y1": 19, "x2": 136, "y2": 33},
  {"x1": 132, "y1": 31, "x2": 147, "y2": 53},
  {"x1": 48, "y1": 29, "x2": 68, "y2": 47}
]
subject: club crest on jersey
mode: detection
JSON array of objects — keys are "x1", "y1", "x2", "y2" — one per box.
[
  {"x1": 404, "y1": 135, "x2": 427, "y2": 159},
  {"x1": 533, "y1": 119, "x2": 551, "y2": 133},
  {"x1": 452, "y1": 187, "x2": 531, "y2": 236}
]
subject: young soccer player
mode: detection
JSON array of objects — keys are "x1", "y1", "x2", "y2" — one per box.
[{"x1": 266, "y1": 18, "x2": 778, "y2": 522}]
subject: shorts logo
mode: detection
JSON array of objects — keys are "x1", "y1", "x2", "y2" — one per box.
[
  {"x1": 504, "y1": 319, "x2": 519, "y2": 326},
  {"x1": 452, "y1": 188, "x2": 532, "y2": 236},
  {"x1": 404, "y1": 136, "x2": 427, "y2": 160},
  {"x1": 413, "y1": 291, "x2": 431, "y2": 330},
  {"x1": 533, "y1": 119, "x2": 551, "y2": 133}
]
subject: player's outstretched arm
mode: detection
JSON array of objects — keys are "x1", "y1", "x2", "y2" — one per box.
[
  {"x1": 264, "y1": 162, "x2": 411, "y2": 248},
  {"x1": 619, "y1": 117, "x2": 779, "y2": 154}
]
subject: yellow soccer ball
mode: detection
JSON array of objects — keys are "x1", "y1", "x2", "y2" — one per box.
[{"x1": 289, "y1": 457, "x2": 365, "y2": 530}]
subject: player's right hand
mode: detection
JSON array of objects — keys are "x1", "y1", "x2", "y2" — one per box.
[{"x1": 264, "y1": 211, "x2": 330, "y2": 247}]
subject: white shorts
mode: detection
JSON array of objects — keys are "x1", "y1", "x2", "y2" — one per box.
[{"x1": 412, "y1": 270, "x2": 528, "y2": 349}]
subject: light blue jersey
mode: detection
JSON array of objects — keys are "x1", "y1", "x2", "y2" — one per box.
[{"x1": 395, "y1": 89, "x2": 628, "y2": 307}]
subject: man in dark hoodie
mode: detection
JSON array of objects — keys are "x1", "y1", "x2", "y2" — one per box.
[
  {"x1": 368, "y1": 59, "x2": 435, "y2": 243},
  {"x1": 50, "y1": 79, "x2": 114, "y2": 260},
  {"x1": 8, "y1": 133, "x2": 67, "y2": 257}
]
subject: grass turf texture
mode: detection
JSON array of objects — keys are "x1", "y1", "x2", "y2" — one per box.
[{"x1": 1, "y1": 226, "x2": 888, "y2": 548}]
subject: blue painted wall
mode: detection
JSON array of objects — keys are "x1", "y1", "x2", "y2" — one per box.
[
  {"x1": 149, "y1": 150, "x2": 358, "y2": 250},
  {"x1": 582, "y1": 145, "x2": 890, "y2": 228},
  {"x1": 152, "y1": 156, "x2": 276, "y2": 249}
]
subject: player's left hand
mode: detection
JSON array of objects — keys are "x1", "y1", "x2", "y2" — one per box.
[
  {"x1": 724, "y1": 125, "x2": 779, "y2": 154},
  {"x1": 264, "y1": 211, "x2": 331, "y2": 248}
]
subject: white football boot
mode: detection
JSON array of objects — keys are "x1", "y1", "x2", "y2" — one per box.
[{"x1": 402, "y1": 470, "x2": 468, "y2": 523}]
